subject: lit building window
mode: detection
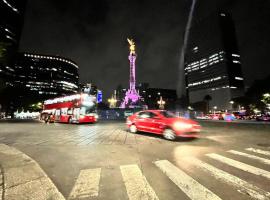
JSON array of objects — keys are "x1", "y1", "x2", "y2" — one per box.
[
  {"x1": 188, "y1": 76, "x2": 222, "y2": 87},
  {"x1": 233, "y1": 60, "x2": 241, "y2": 64},
  {"x1": 232, "y1": 54, "x2": 240, "y2": 57},
  {"x1": 235, "y1": 77, "x2": 244, "y2": 80},
  {"x1": 2, "y1": 0, "x2": 18, "y2": 13},
  {"x1": 192, "y1": 46, "x2": 198, "y2": 53}
]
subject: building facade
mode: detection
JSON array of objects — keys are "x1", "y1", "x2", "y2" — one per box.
[
  {"x1": 12, "y1": 52, "x2": 79, "y2": 98},
  {"x1": 185, "y1": 12, "x2": 244, "y2": 111},
  {"x1": 0, "y1": 0, "x2": 26, "y2": 79}
]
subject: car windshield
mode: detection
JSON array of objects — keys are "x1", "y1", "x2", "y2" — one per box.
[{"x1": 159, "y1": 111, "x2": 176, "y2": 118}]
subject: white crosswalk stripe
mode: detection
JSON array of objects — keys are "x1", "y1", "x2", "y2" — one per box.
[
  {"x1": 183, "y1": 157, "x2": 270, "y2": 200},
  {"x1": 66, "y1": 147, "x2": 270, "y2": 199},
  {"x1": 155, "y1": 160, "x2": 222, "y2": 200},
  {"x1": 228, "y1": 150, "x2": 270, "y2": 165},
  {"x1": 206, "y1": 153, "x2": 270, "y2": 180},
  {"x1": 68, "y1": 168, "x2": 101, "y2": 199},
  {"x1": 120, "y1": 164, "x2": 159, "y2": 200},
  {"x1": 246, "y1": 148, "x2": 270, "y2": 156}
]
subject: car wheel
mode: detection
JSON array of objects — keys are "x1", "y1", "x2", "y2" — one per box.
[
  {"x1": 163, "y1": 129, "x2": 176, "y2": 141},
  {"x1": 129, "y1": 124, "x2": 137, "y2": 133}
]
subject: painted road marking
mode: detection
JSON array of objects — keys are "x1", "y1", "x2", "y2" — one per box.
[
  {"x1": 183, "y1": 157, "x2": 270, "y2": 200},
  {"x1": 120, "y1": 164, "x2": 159, "y2": 200},
  {"x1": 228, "y1": 150, "x2": 270, "y2": 165},
  {"x1": 206, "y1": 153, "x2": 270, "y2": 180},
  {"x1": 155, "y1": 160, "x2": 222, "y2": 200},
  {"x1": 68, "y1": 168, "x2": 101, "y2": 199},
  {"x1": 0, "y1": 144, "x2": 65, "y2": 200},
  {"x1": 246, "y1": 148, "x2": 270, "y2": 156}
]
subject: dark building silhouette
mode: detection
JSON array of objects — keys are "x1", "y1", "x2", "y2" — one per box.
[
  {"x1": 185, "y1": 12, "x2": 244, "y2": 111},
  {"x1": 0, "y1": 0, "x2": 27, "y2": 114},
  {"x1": 142, "y1": 88, "x2": 177, "y2": 109},
  {"x1": 0, "y1": 0, "x2": 26, "y2": 79},
  {"x1": 12, "y1": 52, "x2": 79, "y2": 99},
  {"x1": 136, "y1": 83, "x2": 177, "y2": 109}
]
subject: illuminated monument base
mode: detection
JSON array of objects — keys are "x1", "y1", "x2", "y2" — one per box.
[{"x1": 120, "y1": 88, "x2": 141, "y2": 108}]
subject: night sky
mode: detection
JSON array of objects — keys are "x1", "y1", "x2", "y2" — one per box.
[{"x1": 19, "y1": 0, "x2": 270, "y2": 98}]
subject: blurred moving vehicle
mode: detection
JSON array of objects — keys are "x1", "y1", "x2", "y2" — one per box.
[
  {"x1": 256, "y1": 114, "x2": 270, "y2": 122},
  {"x1": 208, "y1": 113, "x2": 236, "y2": 121},
  {"x1": 208, "y1": 114, "x2": 220, "y2": 120},
  {"x1": 196, "y1": 115, "x2": 211, "y2": 120},
  {"x1": 126, "y1": 110, "x2": 201, "y2": 140},
  {"x1": 41, "y1": 93, "x2": 98, "y2": 124},
  {"x1": 220, "y1": 113, "x2": 236, "y2": 121}
]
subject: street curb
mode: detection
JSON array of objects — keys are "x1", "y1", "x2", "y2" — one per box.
[
  {"x1": 0, "y1": 144, "x2": 65, "y2": 200},
  {"x1": 0, "y1": 164, "x2": 4, "y2": 200}
]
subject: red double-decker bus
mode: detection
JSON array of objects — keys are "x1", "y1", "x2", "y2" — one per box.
[{"x1": 41, "y1": 93, "x2": 98, "y2": 123}]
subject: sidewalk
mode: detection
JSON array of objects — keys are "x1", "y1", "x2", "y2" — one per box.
[{"x1": 0, "y1": 144, "x2": 65, "y2": 200}]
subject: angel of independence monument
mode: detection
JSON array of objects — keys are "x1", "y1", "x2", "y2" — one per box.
[{"x1": 120, "y1": 38, "x2": 141, "y2": 108}]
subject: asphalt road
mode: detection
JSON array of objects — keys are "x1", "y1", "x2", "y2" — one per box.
[{"x1": 0, "y1": 119, "x2": 270, "y2": 200}]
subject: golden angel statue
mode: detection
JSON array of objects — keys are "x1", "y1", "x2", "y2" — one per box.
[{"x1": 127, "y1": 38, "x2": 136, "y2": 54}]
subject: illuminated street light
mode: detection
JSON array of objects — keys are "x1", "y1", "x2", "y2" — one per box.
[
  {"x1": 213, "y1": 106, "x2": 217, "y2": 114},
  {"x1": 229, "y1": 101, "x2": 234, "y2": 104},
  {"x1": 157, "y1": 96, "x2": 165, "y2": 109},
  {"x1": 108, "y1": 91, "x2": 117, "y2": 108},
  {"x1": 108, "y1": 97, "x2": 117, "y2": 108},
  {"x1": 188, "y1": 106, "x2": 193, "y2": 110}
]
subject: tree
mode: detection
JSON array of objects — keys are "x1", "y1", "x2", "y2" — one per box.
[
  {"x1": 203, "y1": 95, "x2": 212, "y2": 113},
  {"x1": 261, "y1": 93, "x2": 270, "y2": 111}
]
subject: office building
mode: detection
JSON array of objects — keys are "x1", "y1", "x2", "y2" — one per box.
[
  {"x1": 12, "y1": 52, "x2": 79, "y2": 98},
  {"x1": 185, "y1": 12, "x2": 244, "y2": 110}
]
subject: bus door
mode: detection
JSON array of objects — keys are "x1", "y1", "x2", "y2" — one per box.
[
  {"x1": 73, "y1": 108, "x2": 80, "y2": 120},
  {"x1": 55, "y1": 109, "x2": 61, "y2": 121}
]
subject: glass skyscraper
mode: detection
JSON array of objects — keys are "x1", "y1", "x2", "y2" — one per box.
[{"x1": 185, "y1": 12, "x2": 245, "y2": 110}]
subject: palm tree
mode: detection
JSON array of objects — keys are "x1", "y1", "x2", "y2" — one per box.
[{"x1": 203, "y1": 95, "x2": 212, "y2": 114}]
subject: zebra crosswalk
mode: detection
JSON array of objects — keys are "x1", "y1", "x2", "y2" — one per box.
[
  {"x1": 68, "y1": 168, "x2": 101, "y2": 199},
  {"x1": 67, "y1": 147, "x2": 270, "y2": 200}
]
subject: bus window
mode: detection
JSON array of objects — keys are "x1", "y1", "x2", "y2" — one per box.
[
  {"x1": 80, "y1": 107, "x2": 86, "y2": 115},
  {"x1": 67, "y1": 109, "x2": 73, "y2": 115},
  {"x1": 61, "y1": 108, "x2": 68, "y2": 115}
]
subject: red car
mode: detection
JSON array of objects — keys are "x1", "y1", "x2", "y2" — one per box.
[{"x1": 126, "y1": 110, "x2": 201, "y2": 140}]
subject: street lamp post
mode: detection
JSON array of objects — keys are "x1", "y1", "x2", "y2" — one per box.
[{"x1": 229, "y1": 100, "x2": 234, "y2": 110}]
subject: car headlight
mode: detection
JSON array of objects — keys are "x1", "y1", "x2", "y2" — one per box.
[{"x1": 173, "y1": 122, "x2": 192, "y2": 130}]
